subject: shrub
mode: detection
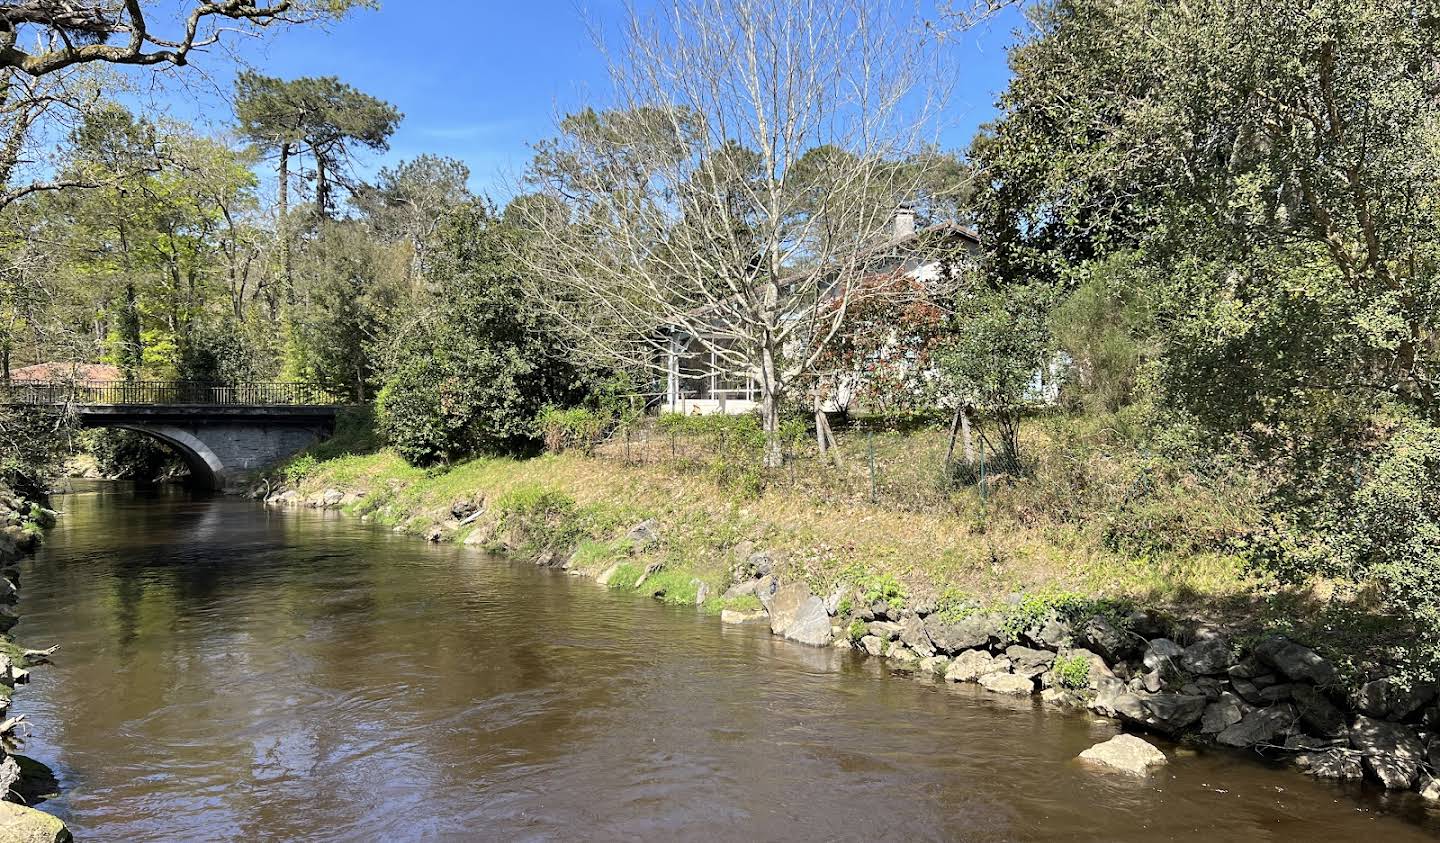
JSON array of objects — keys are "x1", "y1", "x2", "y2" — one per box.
[
  {"x1": 537, "y1": 406, "x2": 610, "y2": 454},
  {"x1": 1053, "y1": 654, "x2": 1092, "y2": 689},
  {"x1": 284, "y1": 454, "x2": 320, "y2": 487},
  {"x1": 497, "y1": 486, "x2": 583, "y2": 552}
]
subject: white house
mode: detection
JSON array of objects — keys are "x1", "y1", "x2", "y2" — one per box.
[{"x1": 657, "y1": 208, "x2": 983, "y2": 416}]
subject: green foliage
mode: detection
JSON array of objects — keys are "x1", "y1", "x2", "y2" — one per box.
[
  {"x1": 284, "y1": 454, "x2": 320, "y2": 487},
  {"x1": 1052, "y1": 654, "x2": 1091, "y2": 690},
  {"x1": 636, "y1": 569, "x2": 701, "y2": 605},
  {"x1": 839, "y1": 564, "x2": 907, "y2": 609},
  {"x1": 377, "y1": 203, "x2": 591, "y2": 465},
  {"x1": 537, "y1": 406, "x2": 609, "y2": 454},
  {"x1": 496, "y1": 485, "x2": 584, "y2": 552},
  {"x1": 604, "y1": 561, "x2": 644, "y2": 591},
  {"x1": 88, "y1": 429, "x2": 183, "y2": 481},
  {"x1": 847, "y1": 618, "x2": 868, "y2": 641},
  {"x1": 1050, "y1": 253, "x2": 1154, "y2": 413}
]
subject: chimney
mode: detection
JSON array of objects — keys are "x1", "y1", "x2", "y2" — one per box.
[{"x1": 893, "y1": 205, "x2": 915, "y2": 239}]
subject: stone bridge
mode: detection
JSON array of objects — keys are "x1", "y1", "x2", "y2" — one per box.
[{"x1": 3, "y1": 381, "x2": 345, "y2": 492}]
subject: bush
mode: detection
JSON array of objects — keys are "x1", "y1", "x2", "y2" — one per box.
[
  {"x1": 537, "y1": 406, "x2": 610, "y2": 454},
  {"x1": 496, "y1": 485, "x2": 584, "y2": 552},
  {"x1": 1053, "y1": 654, "x2": 1092, "y2": 689}
]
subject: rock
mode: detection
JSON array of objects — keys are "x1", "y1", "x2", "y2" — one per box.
[
  {"x1": 1078, "y1": 615, "x2": 1138, "y2": 663},
  {"x1": 1142, "y1": 639, "x2": 1185, "y2": 672},
  {"x1": 869, "y1": 599, "x2": 897, "y2": 621},
  {"x1": 1295, "y1": 749, "x2": 1366, "y2": 780},
  {"x1": 1005, "y1": 645, "x2": 1056, "y2": 679},
  {"x1": 1258, "y1": 683, "x2": 1295, "y2": 704},
  {"x1": 1292, "y1": 685, "x2": 1348, "y2": 738},
  {"x1": 319, "y1": 488, "x2": 344, "y2": 508},
  {"x1": 979, "y1": 671, "x2": 1035, "y2": 696},
  {"x1": 1020, "y1": 615, "x2": 1072, "y2": 650},
  {"x1": 596, "y1": 564, "x2": 623, "y2": 587},
  {"x1": 722, "y1": 579, "x2": 759, "y2": 600},
  {"x1": 898, "y1": 616, "x2": 936, "y2": 658},
  {"x1": 0, "y1": 802, "x2": 70, "y2": 843},
  {"x1": 1078, "y1": 734, "x2": 1167, "y2": 776},
  {"x1": 1349, "y1": 715, "x2": 1426, "y2": 790},
  {"x1": 754, "y1": 575, "x2": 780, "y2": 612},
  {"x1": 945, "y1": 650, "x2": 1011, "y2": 683},
  {"x1": 1216, "y1": 704, "x2": 1298, "y2": 748},
  {"x1": 767, "y1": 583, "x2": 832, "y2": 647},
  {"x1": 918, "y1": 656, "x2": 950, "y2": 676},
  {"x1": 885, "y1": 642, "x2": 920, "y2": 665},
  {"x1": 1090, "y1": 676, "x2": 1150, "y2": 722},
  {"x1": 720, "y1": 608, "x2": 767, "y2": 625},
  {"x1": 1354, "y1": 677, "x2": 1438, "y2": 721},
  {"x1": 624, "y1": 519, "x2": 660, "y2": 548},
  {"x1": 692, "y1": 580, "x2": 709, "y2": 605},
  {"x1": 1421, "y1": 777, "x2": 1440, "y2": 802},
  {"x1": 923, "y1": 612, "x2": 1000, "y2": 654},
  {"x1": 1253, "y1": 634, "x2": 1338, "y2": 686},
  {"x1": 1141, "y1": 670, "x2": 1164, "y2": 694},
  {"x1": 860, "y1": 635, "x2": 886, "y2": 657},
  {"x1": 823, "y1": 584, "x2": 848, "y2": 616},
  {"x1": 1141, "y1": 693, "x2": 1208, "y2": 732},
  {"x1": 746, "y1": 551, "x2": 775, "y2": 579},
  {"x1": 1231, "y1": 678, "x2": 1267, "y2": 706},
  {"x1": 1058, "y1": 647, "x2": 1114, "y2": 690},
  {"x1": 1201, "y1": 694, "x2": 1246, "y2": 734},
  {"x1": 1180, "y1": 637, "x2": 1232, "y2": 675},
  {"x1": 450, "y1": 498, "x2": 479, "y2": 520},
  {"x1": 867, "y1": 621, "x2": 903, "y2": 641}
]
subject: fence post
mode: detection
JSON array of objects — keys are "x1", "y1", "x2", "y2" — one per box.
[
  {"x1": 979, "y1": 435, "x2": 988, "y2": 517},
  {"x1": 625, "y1": 428, "x2": 632, "y2": 465},
  {"x1": 867, "y1": 431, "x2": 877, "y2": 504}
]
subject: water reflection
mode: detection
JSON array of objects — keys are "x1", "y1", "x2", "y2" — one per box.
[{"x1": 11, "y1": 483, "x2": 1440, "y2": 841}]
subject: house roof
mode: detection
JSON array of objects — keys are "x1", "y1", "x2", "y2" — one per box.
[{"x1": 9, "y1": 362, "x2": 122, "y2": 382}]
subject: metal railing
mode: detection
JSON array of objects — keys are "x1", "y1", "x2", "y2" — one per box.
[{"x1": 0, "y1": 380, "x2": 341, "y2": 407}]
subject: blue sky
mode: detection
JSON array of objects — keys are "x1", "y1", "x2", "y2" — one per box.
[{"x1": 135, "y1": 1, "x2": 1026, "y2": 202}]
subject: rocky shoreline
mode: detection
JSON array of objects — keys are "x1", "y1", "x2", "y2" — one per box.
[
  {"x1": 0, "y1": 485, "x2": 69, "y2": 843},
  {"x1": 269, "y1": 483, "x2": 1440, "y2": 809}
]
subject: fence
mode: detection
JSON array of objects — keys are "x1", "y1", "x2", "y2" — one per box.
[{"x1": 0, "y1": 380, "x2": 341, "y2": 407}]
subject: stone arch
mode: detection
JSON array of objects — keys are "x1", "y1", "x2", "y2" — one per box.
[{"x1": 112, "y1": 424, "x2": 225, "y2": 490}]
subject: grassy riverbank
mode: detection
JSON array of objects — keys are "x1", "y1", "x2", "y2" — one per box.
[{"x1": 282, "y1": 442, "x2": 1271, "y2": 630}]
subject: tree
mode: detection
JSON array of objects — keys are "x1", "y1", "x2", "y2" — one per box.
[
  {"x1": 378, "y1": 203, "x2": 590, "y2": 465},
  {"x1": 353, "y1": 155, "x2": 472, "y2": 286},
  {"x1": 513, "y1": 0, "x2": 952, "y2": 466},
  {"x1": 235, "y1": 72, "x2": 401, "y2": 295},
  {"x1": 0, "y1": 1, "x2": 373, "y2": 76}
]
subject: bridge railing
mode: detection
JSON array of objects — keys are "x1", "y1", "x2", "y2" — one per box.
[{"x1": 0, "y1": 380, "x2": 342, "y2": 407}]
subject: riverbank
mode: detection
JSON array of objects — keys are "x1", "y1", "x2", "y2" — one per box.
[
  {"x1": 0, "y1": 484, "x2": 69, "y2": 842},
  {"x1": 268, "y1": 447, "x2": 1440, "y2": 806}
]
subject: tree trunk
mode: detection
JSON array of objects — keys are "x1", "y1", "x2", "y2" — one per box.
[
  {"x1": 278, "y1": 142, "x2": 292, "y2": 301},
  {"x1": 960, "y1": 404, "x2": 975, "y2": 464},
  {"x1": 760, "y1": 340, "x2": 783, "y2": 469}
]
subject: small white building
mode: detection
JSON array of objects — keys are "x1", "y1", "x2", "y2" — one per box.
[{"x1": 658, "y1": 210, "x2": 983, "y2": 416}]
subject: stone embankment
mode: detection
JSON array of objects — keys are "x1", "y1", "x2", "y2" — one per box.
[
  {"x1": 272, "y1": 484, "x2": 1440, "y2": 805},
  {"x1": 0, "y1": 486, "x2": 68, "y2": 843}
]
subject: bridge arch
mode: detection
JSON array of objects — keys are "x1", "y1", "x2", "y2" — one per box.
[{"x1": 112, "y1": 424, "x2": 225, "y2": 490}]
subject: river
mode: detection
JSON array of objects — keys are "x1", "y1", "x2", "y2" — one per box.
[{"x1": 9, "y1": 483, "x2": 1439, "y2": 841}]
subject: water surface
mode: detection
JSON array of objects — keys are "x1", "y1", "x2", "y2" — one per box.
[{"x1": 13, "y1": 483, "x2": 1440, "y2": 841}]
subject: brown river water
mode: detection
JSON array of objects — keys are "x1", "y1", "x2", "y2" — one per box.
[{"x1": 10, "y1": 482, "x2": 1440, "y2": 841}]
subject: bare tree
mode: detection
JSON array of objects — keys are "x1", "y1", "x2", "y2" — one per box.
[
  {"x1": 514, "y1": 0, "x2": 953, "y2": 466},
  {"x1": 0, "y1": 1, "x2": 371, "y2": 76}
]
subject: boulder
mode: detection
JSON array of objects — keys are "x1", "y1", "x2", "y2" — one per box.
[
  {"x1": 1180, "y1": 637, "x2": 1232, "y2": 675},
  {"x1": 1021, "y1": 615, "x2": 1072, "y2": 651},
  {"x1": 767, "y1": 583, "x2": 832, "y2": 647},
  {"x1": 1354, "y1": 677, "x2": 1438, "y2": 721},
  {"x1": 860, "y1": 635, "x2": 886, "y2": 657},
  {"x1": 1142, "y1": 639, "x2": 1185, "y2": 672},
  {"x1": 1078, "y1": 734, "x2": 1167, "y2": 776},
  {"x1": 867, "y1": 621, "x2": 903, "y2": 641},
  {"x1": 979, "y1": 671, "x2": 1035, "y2": 696},
  {"x1": 1216, "y1": 704, "x2": 1298, "y2": 748},
  {"x1": 0, "y1": 802, "x2": 70, "y2": 843},
  {"x1": 918, "y1": 656, "x2": 950, "y2": 676},
  {"x1": 1090, "y1": 676, "x2": 1150, "y2": 722},
  {"x1": 754, "y1": 575, "x2": 780, "y2": 612},
  {"x1": 595, "y1": 564, "x2": 623, "y2": 587},
  {"x1": 450, "y1": 498, "x2": 479, "y2": 520},
  {"x1": 885, "y1": 643, "x2": 920, "y2": 665},
  {"x1": 720, "y1": 608, "x2": 767, "y2": 625},
  {"x1": 721, "y1": 579, "x2": 759, "y2": 600},
  {"x1": 898, "y1": 616, "x2": 936, "y2": 658},
  {"x1": 1057, "y1": 647, "x2": 1114, "y2": 690},
  {"x1": 746, "y1": 550, "x2": 775, "y2": 579},
  {"x1": 1078, "y1": 615, "x2": 1139, "y2": 663},
  {"x1": 945, "y1": 649, "x2": 1004, "y2": 683},
  {"x1": 823, "y1": 584, "x2": 848, "y2": 616},
  {"x1": 1200, "y1": 694, "x2": 1246, "y2": 734},
  {"x1": 1421, "y1": 777, "x2": 1440, "y2": 802},
  {"x1": 692, "y1": 580, "x2": 710, "y2": 605},
  {"x1": 624, "y1": 519, "x2": 661, "y2": 548},
  {"x1": 1140, "y1": 693, "x2": 1208, "y2": 732},
  {"x1": 1349, "y1": 715, "x2": 1425, "y2": 790},
  {"x1": 1292, "y1": 685, "x2": 1348, "y2": 738},
  {"x1": 1295, "y1": 749, "x2": 1366, "y2": 780},
  {"x1": 923, "y1": 612, "x2": 1000, "y2": 655},
  {"x1": 1253, "y1": 635, "x2": 1338, "y2": 686},
  {"x1": 1005, "y1": 645, "x2": 1056, "y2": 679}
]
